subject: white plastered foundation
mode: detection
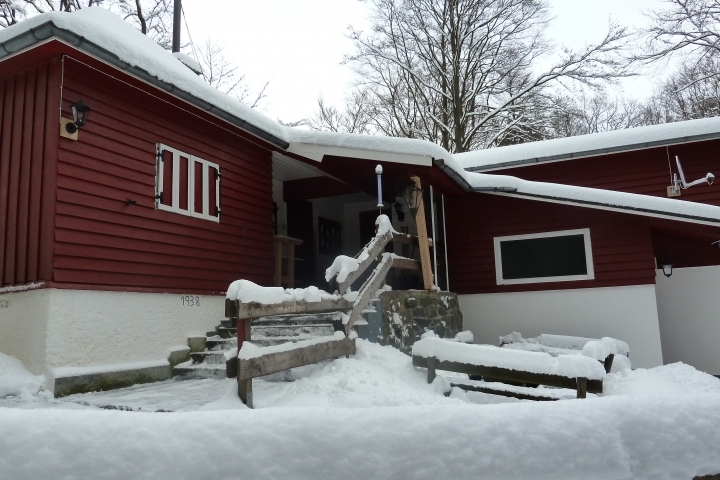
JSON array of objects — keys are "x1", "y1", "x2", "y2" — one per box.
[
  {"x1": 655, "y1": 265, "x2": 720, "y2": 376},
  {"x1": 0, "y1": 288, "x2": 224, "y2": 383},
  {"x1": 458, "y1": 284, "x2": 664, "y2": 369}
]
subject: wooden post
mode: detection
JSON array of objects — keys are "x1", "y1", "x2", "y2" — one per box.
[
  {"x1": 238, "y1": 376, "x2": 253, "y2": 408},
  {"x1": 411, "y1": 176, "x2": 434, "y2": 290},
  {"x1": 427, "y1": 357, "x2": 436, "y2": 383},
  {"x1": 237, "y1": 318, "x2": 253, "y2": 407},
  {"x1": 603, "y1": 354, "x2": 615, "y2": 374},
  {"x1": 576, "y1": 377, "x2": 587, "y2": 399},
  {"x1": 273, "y1": 240, "x2": 283, "y2": 287},
  {"x1": 286, "y1": 242, "x2": 296, "y2": 288}
]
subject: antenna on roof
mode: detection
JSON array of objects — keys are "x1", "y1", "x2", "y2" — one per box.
[
  {"x1": 667, "y1": 156, "x2": 714, "y2": 197},
  {"x1": 172, "y1": 0, "x2": 182, "y2": 53}
]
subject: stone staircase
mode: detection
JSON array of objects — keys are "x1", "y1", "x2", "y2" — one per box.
[{"x1": 172, "y1": 312, "x2": 344, "y2": 378}]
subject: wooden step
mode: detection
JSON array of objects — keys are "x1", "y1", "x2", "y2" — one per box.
[{"x1": 190, "y1": 352, "x2": 226, "y2": 365}]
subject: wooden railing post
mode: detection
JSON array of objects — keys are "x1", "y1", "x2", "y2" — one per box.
[
  {"x1": 576, "y1": 377, "x2": 588, "y2": 399},
  {"x1": 410, "y1": 176, "x2": 434, "y2": 290},
  {"x1": 237, "y1": 316, "x2": 253, "y2": 407}
]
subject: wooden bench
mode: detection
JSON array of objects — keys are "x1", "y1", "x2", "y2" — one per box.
[
  {"x1": 412, "y1": 337, "x2": 606, "y2": 400},
  {"x1": 499, "y1": 333, "x2": 630, "y2": 374}
]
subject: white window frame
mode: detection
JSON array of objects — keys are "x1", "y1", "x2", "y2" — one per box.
[
  {"x1": 155, "y1": 143, "x2": 221, "y2": 223},
  {"x1": 493, "y1": 228, "x2": 594, "y2": 285}
]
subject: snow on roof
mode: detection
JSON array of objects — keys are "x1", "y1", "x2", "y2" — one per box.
[
  {"x1": 3, "y1": 8, "x2": 720, "y2": 228},
  {"x1": 0, "y1": 8, "x2": 289, "y2": 144},
  {"x1": 466, "y1": 169, "x2": 720, "y2": 226},
  {"x1": 455, "y1": 116, "x2": 720, "y2": 172},
  {"x1": 0, "y1": 7, "x2": 454, "y2": 166}
]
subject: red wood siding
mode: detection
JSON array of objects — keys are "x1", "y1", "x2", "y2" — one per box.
[
  {"x1": 498, "y1": 140, "x2": 720, "y2": 207},
  {"x1": 0, "y1": 60, "x2": 60, "y2": 287},
  {"x1": 52, "y1": 59, "x2": 274, "y2": 294},
  {"x1": 446, "y1": 137, "x2": 720, "y2": 295},
  {"x1": 445, "y1": 193, "x2": 659, "y2": 295}
]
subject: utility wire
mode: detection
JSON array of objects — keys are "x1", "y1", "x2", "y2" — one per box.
[{"x1": 181, "y1": 4, "x2": 201, "y2": 71}]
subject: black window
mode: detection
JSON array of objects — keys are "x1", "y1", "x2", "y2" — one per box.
[{"x1": 495, "y1": 230, "x2": 593, "y2": 284}]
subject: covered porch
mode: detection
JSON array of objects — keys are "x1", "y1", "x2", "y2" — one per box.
[{"x1": 270, "y1": 150, "x2": 462, "y2": 292}]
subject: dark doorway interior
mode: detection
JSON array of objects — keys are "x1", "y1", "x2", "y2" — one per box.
[{"x1": 287, "y1": 200, "x2": 315, "y2": 288}]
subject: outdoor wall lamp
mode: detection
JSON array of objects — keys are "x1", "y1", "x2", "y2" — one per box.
[
  {"x1": 394, "y1": 199, "x2": 405, "y2": 222},
  {"x1": 60, "y1": 100, "x2": 92, "y2": 141},
  {"x1": 66, "y1": 100, "x2": 91, "y2": 134},
  {"x1": 661, "y1": 258, "x2": 673, "y2": 278}
]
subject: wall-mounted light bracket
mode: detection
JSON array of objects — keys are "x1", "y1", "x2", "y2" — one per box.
[{"x1": 59, "y1": 117, "x2": 78, "y2": 140}]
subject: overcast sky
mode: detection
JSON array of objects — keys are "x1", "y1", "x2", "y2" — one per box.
[{"x1": 182, "y1": 0, "x2": 664, "y2": 123}]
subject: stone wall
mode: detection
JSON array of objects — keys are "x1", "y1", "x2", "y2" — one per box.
[{"x1": 379, "y1": 290, "x2": 464, "y2": 354}]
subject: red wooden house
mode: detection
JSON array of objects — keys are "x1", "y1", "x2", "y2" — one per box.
[
  {"x1": 1, "y1": 8, "x2": 719, "y2": 395},
  {"x1": 447, "y1": 128, "x2": 720, "y2": 374}
]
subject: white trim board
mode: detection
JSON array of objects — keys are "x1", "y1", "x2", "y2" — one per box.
[{"x1": 493, "y1": 228, "x2": 594, "y2": 285}]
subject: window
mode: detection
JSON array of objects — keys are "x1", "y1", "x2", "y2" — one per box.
[
  {"x1": 155, "y1": 143, "x2": 220, "y2": 222},
  {"x1": 493, "y1": 228, "x2": 594, "y2": 285}
]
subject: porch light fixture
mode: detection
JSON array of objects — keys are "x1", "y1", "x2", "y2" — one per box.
[
  {"x1": 376, "y1": 164, "x2": 384, "y2": 211},
  {"x1": 65, "y1": 100, "x2": 91, "y2": 134},
  {"x1": 402, "y1": 182, "x2": 422, "y2": 220},
  {"x1": 661, "y1": 258, "x2": 673, "y2": 278},
  {"x1": 394, "y1": 199, "x2": 405, "y2": 222}
]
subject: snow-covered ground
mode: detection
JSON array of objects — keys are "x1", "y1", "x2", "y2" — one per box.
[{"x1": 1, "y1": 341, "x2": 720, "y2": 479}]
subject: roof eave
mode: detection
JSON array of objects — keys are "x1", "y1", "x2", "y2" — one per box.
[
  {"x1": 465, "y1": 131, "x2": 720, "y2": 173},
  {"x1": 482, "y1": 190, "x2": 720, "y2": 228},
  {"x1": 0, "y1": 21, "x2": 290, "y2": 150}
]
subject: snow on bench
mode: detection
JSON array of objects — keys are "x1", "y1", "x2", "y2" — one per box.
[
  {"x1": 443, "y1": 376, "x2": 585, "y2": 402},
  {"x1": 500, "y1": 332, "x2": 629, "y2": 356},
  {"x1": 412, "y1": 337, "x2": 606, "y2": 399},
  {"x1": 499, "y1": 332, "x2": 631, "y2": 373}
]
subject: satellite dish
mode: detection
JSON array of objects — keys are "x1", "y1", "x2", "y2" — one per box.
[{"x1": 668, "y1": 157, "x2": 715, "y2": 196}]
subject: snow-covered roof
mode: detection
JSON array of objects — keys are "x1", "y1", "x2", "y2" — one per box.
[
  {"x1": 455, "y1": 117, "x2": 720, "y2": 172},
  {"x1": 3, "y1": 8, "x2": 720, "y2": 229},
  {"x1": 0, "y1": 8, "x2": 453, "y2": 167},
  {"x1": 463, "y1": 168, "x2": 720, "y2": 227}
]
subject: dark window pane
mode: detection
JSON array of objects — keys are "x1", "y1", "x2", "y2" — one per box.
[{"x1": 500, "y1": 234, "x2": 588, "y2": 280}]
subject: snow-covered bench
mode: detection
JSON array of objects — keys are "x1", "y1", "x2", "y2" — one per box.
[
  {"x1": 412, "y1": 337, "x2": 606, "y2": 399},
  {"x1": 499, "y1": 332, "x2": 630, "y2": 374}
]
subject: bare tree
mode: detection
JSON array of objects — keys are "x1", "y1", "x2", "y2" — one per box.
[
  {"x1": 646, "y1": 54, "x2": 720, "y2": 121},
  {"x1": 0, "y1": 0, "x2": 173, "y2": 48},
  {"x1": 307, "y1": 90, "x2": 372, "y2": 134},
  {"x1": 113, "y1": 0, "x2": 173, "y2": 49},
  {"x1": 546, "y1": 91, "x2": 655, "y2": 138},
  {"x1": 637, "y1": 0, "x2": 720, "y2": 69},
  {"x1": 313, "y1": 0, "x2": 632, "y2": 153},
  {"x1": 194, "y1": 38, "x2": 269, "y2": 109}
]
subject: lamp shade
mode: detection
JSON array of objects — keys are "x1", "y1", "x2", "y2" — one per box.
[
  {"x1": 71, "y1": 100, "x2": 91, "y2": 127},
  {"x1": 662, "y1": 260, "x2": 673, "y2": 278}
]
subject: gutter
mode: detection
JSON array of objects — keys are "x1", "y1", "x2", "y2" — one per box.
[
  {"x1": 432, "y1": 158, "x2": 720, "y2": 227},
  {"x1": 0, "y1": 22, "x2": 290, "y2": 150},
  {"x1": 433, "y1": 158, "x2": 518, "y2": 193},
  {"x1": 464, "y1": 131, "x2": 720, "y2": 173},
  {"x1": 496, "y1": 190, "x2": 720, "y2": 227}
]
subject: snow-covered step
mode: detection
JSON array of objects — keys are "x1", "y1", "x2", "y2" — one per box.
[
  {"x1": 253, "y1": 324, "x2": 335, "y2": 338},
  {"x1": 190, "y1": 352, "x2": 226, "y2": 365},
  {"x1": 172, "y1": 360, "x2": 227, "y2": 379},
  {"x1": 251, "y1": 334, "x2": 334, "y2": 347},
  {"x1": 253, "y1": 312, "x2": 342, "y2": 326},
  {"x1": 205, "y1": 337, "x2": 236, "y2": 351}
]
